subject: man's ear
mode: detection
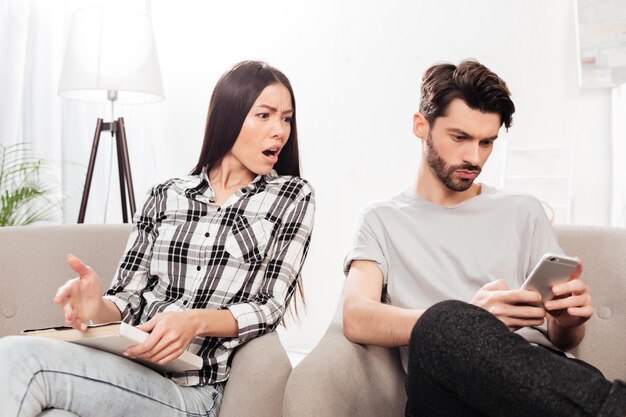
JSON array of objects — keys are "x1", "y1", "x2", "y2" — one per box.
[{"x1": 413, "y1": 113, "x2": 429, "y2": 140}]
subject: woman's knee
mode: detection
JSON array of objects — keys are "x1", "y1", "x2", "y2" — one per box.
[
  {"x1": 0, "y1": 336, "x2": 63, "y2": 369},
  {"x1": 0, "y1": 335, "x2": 30, "y2": 358}
]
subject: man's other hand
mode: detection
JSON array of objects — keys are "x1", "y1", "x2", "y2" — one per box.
[{"x1": 470, "y1": 279, "x2": 545, "y2": 332}]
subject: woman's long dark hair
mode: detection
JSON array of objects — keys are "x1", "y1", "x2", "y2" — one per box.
[{"x1": 191, "y1": 60, "x2": 300, "y2": 176}]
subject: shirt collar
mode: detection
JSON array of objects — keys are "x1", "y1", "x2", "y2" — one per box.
[
  {"x1": 256, "y1": 169, "x2": 278, "y2": 184},
  {"x1": 188, "y1": 167, "x2": 279, "y2": 193},
  {"x1": 200, "y1": 167, "x2": 278, "y2": 185}
]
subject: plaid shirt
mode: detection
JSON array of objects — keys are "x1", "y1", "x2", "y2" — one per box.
[{"x1": 104, "y1": 168, "x2": 315, "y2": 386}]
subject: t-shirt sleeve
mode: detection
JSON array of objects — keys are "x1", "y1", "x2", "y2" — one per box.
[{"x1": 343, "y1": 208, "x2": 390, "y2": 284}]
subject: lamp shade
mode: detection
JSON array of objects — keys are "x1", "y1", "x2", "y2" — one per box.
[{"x1": 58, "y1": 7, "x2": 164, "y2": 104}]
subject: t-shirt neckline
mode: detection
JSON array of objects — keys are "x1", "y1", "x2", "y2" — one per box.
[{"x1": 403, "y1": 183, "x2": 494, "y2": 210}]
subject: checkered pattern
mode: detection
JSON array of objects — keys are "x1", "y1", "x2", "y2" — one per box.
[{"x1": 104, "y1": 169, "x2": 315, "y2": 386}]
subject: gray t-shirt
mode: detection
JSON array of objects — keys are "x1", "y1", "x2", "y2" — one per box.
[{"x1": 344, "y1": 184, "x2": 566, "y2": 371}]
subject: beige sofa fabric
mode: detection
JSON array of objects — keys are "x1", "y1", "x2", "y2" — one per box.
[
  {"x1": 0, "y1": 224, "x2": 291, "y2": 417},
  {"x1": 0, "y1": 224, "x2": 132, "y2": 335},
  {"x1": 284, "y1": 225, "x2": 626, "y2": 417},
  {"x1": 558, "y1": 225, "x2": 626, "y2": 380}
]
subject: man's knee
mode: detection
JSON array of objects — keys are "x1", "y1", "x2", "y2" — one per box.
[{"x1": 409, "y1": 300, "x2": 494, "y2": 353}]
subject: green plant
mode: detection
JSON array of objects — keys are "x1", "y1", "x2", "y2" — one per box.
[{"x1": 0, "y1": 143, "x2": 60, "y2": 226}]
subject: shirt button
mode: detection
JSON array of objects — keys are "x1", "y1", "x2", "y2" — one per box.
[
  {"x1": 216, "y1": 207, "x2": 221, "y2": 212},
  {"x1": 241, "y1": 188, "x2": 247, "y2": 193},
  {"x1": 183, "y1": 300, "x2": 188, "y2": 305},
  {"x1": 196, "y1": 265, "x2": 201, "y2": 271},
  {"x1": 205, "y1": 232, "x2": 210, "y2": 237}
]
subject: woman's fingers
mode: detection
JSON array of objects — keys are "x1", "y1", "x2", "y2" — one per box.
[
  {"x1": 63, "y1": 303, "x2": 75, "y2": 324},
  {"x1": 155, "y1": 348, "x2": 185, "y2": 365},
  {"x1": 54, "y1": 256, "x2": 104, "y2": 328},
  {"x1": 66, "y1": 254, "x2": 90, "y2": 276},
  {"x1": 149, "y1": 343, "x2": 182, "y2": 364},
  {"x1": 125, "y1": 329, "x2": 163, "y2": 358},
  {"x1": 54, "y1": 278, "x2": 89, "y2": 330},
  {"x1": 54, "y1": 278, "x2": 77, "y2": 305},
  {"x1": 125, "y1": 315, "x2": 190, "y2": 365}
]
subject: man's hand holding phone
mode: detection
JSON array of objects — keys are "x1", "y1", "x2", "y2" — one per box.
[
  {"x1": 520, "y1": 253, "x2": 593, "y2": 329},
  {"x1": 543, "y1": 261, "x2": 594, "y2": 329},
  {"x1": 527, "y1": 256, "x2": 595, "y2": 350},
  {"x1": 470, "y1": 280, "x2": 546, "y2": 332},
  {"x1": 472, "y1": 254, "x2": 593, "y2": 333}
]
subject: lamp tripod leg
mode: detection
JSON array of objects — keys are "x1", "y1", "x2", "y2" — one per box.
[
  {"x1": 78, "y1": 119, "x2": 104, "y2": 223},
  {"x1": 114, "y1": 123, "x2": 129, "y2": 223},
  {"x1": 77, "y1": 118, "x2": 137, "y2": 224},
  {"x1": 117, "y1": 118, "x2": 137, "y2": 220}
]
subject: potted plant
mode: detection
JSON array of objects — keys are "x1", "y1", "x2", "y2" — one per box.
[{"x1": 0, "y1": 143, "x2": 60, "y2": 226}]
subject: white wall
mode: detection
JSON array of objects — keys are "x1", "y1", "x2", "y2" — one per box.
[
  {"x1": 612, "y1": 84, "x2": 626, "y2": 226},
  {"x1": 143, "y1": 0, "x2": 613, "y2": 352},
  {"x1": 2, "y1": 0, "x2": 611, "y2": 353}
]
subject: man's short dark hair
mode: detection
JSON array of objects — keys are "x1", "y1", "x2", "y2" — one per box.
[{"x1": 419, "y1": 60, "x2": 515, "y2": 130}]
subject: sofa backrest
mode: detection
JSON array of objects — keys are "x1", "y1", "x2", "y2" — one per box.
[
  {"x1": 1, "y1": 223, "x2": 624, "y2": 381},
  {"x1": 555, "y1": 225, "x2": 626, "y2": 381},
  {"x1": 0, "y1": 224, "x2": 132, "y2": 337}
]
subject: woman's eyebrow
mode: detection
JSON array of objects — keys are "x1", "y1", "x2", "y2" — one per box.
[{"x1": 255, "y1": 104, "x2": 294, "y2": 114}]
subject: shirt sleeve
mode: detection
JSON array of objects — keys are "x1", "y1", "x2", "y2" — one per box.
[
  {"x1": 343, "y1": 208, "x2": 390, "y2": 284},
  {"x1": 104, "y1": 187, "x2": 160, "y2": 324},
  {"x1": 225, "y1": 181, "x2": 315, "y2": 345}
]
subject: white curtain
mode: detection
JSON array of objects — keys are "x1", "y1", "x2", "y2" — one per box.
[
  {"x1": 0, "y1": 0, "x2": 66, "y2": 223},
  {"x1": 611, "y1": 84, "x2": 626, "y2": 227},
  {"x1": 0, "y1": 0, "x2": 165, "y2": 224}
]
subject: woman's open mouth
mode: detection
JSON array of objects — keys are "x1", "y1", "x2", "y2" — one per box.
[{"x1": 262, "y1": 147, "x2": 280, "y2": 163}]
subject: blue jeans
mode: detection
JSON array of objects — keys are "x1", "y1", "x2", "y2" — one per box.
[{"x1": 0, "y1": 336, "x2": 222, "y2": 417}]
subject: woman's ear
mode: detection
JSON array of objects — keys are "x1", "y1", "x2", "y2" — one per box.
[{"x1": 413, "y1": 113, "x2": 429, "y2": 140}]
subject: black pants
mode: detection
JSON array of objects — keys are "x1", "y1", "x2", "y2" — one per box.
[{"x1": 405, "y1": 300, "x2": 626, "y2": 417}]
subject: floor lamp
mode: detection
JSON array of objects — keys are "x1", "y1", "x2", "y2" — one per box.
[
  {"x1": 80, "y1": 117, "x2": 135, "y2": 223},
  {"x1": 57, "y1": 7, "x2": 164, "y2": 223}
]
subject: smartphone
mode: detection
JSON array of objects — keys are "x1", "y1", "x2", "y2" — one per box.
[{"x1": 520, "y1": 253, "x2": 579, "y2": 301}]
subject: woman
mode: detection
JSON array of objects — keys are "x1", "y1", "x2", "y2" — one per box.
[{"x1": 0, "y1": 60, "x2": 315, "y2": 416}]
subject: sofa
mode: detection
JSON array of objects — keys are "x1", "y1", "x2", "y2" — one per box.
[
  {"x1": 0, "y1": 224, "x2": 292, "y2": 417},
  {"x1": 283, "y1": 225, "x2": 626, "y2": 417}
]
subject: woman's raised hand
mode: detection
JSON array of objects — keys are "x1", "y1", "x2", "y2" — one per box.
[{"x1": 53, "y1": 254, "x2": 105, "y2": 331}]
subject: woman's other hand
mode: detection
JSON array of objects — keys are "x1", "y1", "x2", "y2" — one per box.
[{"x1": 126, "y1": 312, "x2": 198, "y2": 365}]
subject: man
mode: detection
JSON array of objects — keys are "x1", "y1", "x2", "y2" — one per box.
[{"x1": 342, "y1": 60, "x2": 626, "y2": 417}]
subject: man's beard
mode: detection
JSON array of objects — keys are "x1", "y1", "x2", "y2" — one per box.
[{"x1": 425, "y1": 133, "x2": 482, "y2": 192}]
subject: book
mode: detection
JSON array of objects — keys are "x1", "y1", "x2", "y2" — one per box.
[{"x1": 22, "y1": 321, "x2": 203, "y2": 373}]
